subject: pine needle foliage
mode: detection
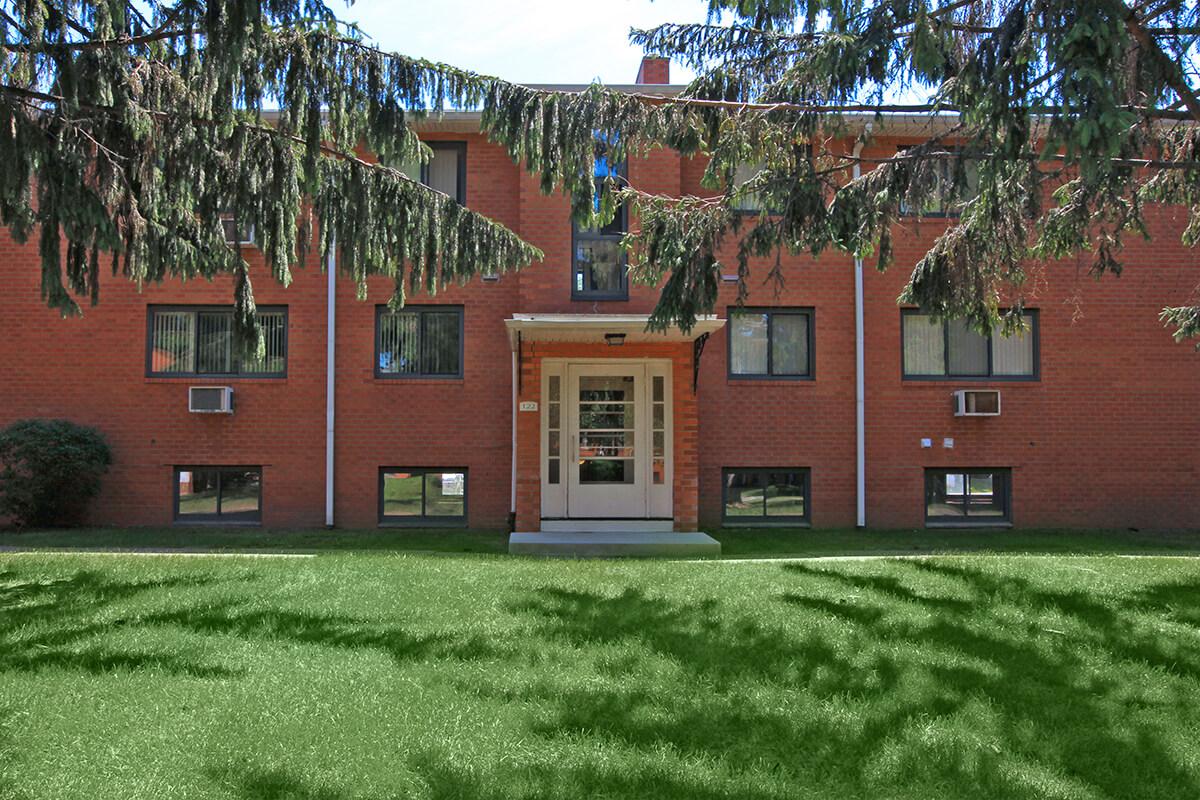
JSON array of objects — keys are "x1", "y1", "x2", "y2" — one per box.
[
  {"x1": 5, "y1": 1, "x2": 1200, "y2": 348},
  {"x1": 620, "y1": 0, "x2": 1200, "y2": 343}
]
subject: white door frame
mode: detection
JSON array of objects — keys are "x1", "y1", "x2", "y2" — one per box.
[{"x1": 540, "y1": 358, "x2": 673, "y2": 522}]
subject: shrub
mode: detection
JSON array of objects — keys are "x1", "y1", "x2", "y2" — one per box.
[{"x1": 0, "y1": 419, "x2": 113, "y2": 528}]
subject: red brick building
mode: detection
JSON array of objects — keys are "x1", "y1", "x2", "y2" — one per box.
[{"x1": 2, "y1": 57, "x2": 1198, "y2": 533}]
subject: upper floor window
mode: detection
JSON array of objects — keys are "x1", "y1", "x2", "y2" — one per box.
[
  {"x1": 728, "y1": 308, "x2": 814, "y2": 379},
  {"x1": 376, "y1": 305, "x2": 463, "y2": 379},
  {"x1": 898, "y1": 146, "x2": 979, "y2": 217},
  {"x1": 573, "y1": 136, "x2": 628, "y2": 300},
  {"x1": 148, "y1": 306, "x2": 286, "y2": 377},
  {"x1": 902, "y1": 310, "x2": 1037, "y2": 380},
  {"x1": 732, "y1": 163, "x2": 765, "y2": 213},
  {"x1": 402, "y1": 142, "x2": 466, "y2": 204}
]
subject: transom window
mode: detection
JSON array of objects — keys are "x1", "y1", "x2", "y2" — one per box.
[
  {"x1": 401, "y1": 142, "x2": 466, "y2": 203},
  {"x1": 902, "y1": 310, "x2": 1037, "y2": 380},
  {"x1": 723, "y1": 468, "x2": 810, "y2": 523},
  {"x1": 925, "y1": 469, "x2": 1010, "y2": 524},
  {"x1": 375, "y1": 306, "x2": 463, "y2": 379},
  {"x1": 379, "y1": 468, "x2": 467, "y2": 524},
  {"x1": 728, "y1": 308, "x2": 814, "y2": 379},
  {"x1": 148, "y1": 306, "x2": 286, "y2": 377},
  {"x1": 174, "y1": 467, "x2": 262, "y2": 523},
  {"x1": 572, "y1": 136, "x2": 627, "y2": 300}
]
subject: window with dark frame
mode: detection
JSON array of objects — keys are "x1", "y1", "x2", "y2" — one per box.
[
  {"x1": 401, "y1": 141, "x2": 467, "y2": 204},
  {"x1": 375, "y1": 306, "x2": 463, "y2": 379},
  {"x1": 148, "y1": 307, "x2": 286, "y2": 377},
  {"x1": 925, "y1": 468, "x2": 1011, "y2": 524},
  {"x1": 722, "y1": 468, "x2": 810, "y2": 523},
  {"x1": 174, "y1": 467, "x2": 262, "y2": 523},
  {"x1": 897, "y1": 146, "x2": 980, "y2": 217},
  {"x1": 572, "y1": 135, "x2": 628, "y2": 300},
  {"x1": 379, "y1": 468, "x2": 467, "y2": 524},
  {"x1": 902, "y1": 310, "x2": 1037, "y2": 380},
  {"x1": 728, "y1": 308, "x2": 814, "y2": 378}
]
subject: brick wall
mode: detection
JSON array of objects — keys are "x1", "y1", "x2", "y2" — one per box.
[{"x1": 1, "y1": 116, "x2": 1198, "y2": 532}]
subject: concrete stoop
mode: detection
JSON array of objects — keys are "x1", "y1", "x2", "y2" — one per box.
[{"x1": 508, "y1": 531, "x2": 721, "y2": 558}]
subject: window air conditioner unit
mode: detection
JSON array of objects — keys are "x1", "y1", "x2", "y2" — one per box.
[
  {"x1": 953, "y1": 389, "x2": 1000, "y2": 417},
  {"x1": 189, "y1": 386, "x2": 234, "y2": 414}
]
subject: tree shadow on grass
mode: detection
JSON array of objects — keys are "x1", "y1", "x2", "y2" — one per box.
[
  {"x1": 781, "y1": 560, "x2": 1200, "y2": 799},
  {"x1": 488, "y1": 568, "x2": 1200, "y2": 798},
  {"x1": 140, "y1": 601, "x2": 509, "y2": 665},
  {"x1": 206, "y1": 764, "x2": 346, "y2": 800},
  {"x1": 0, "y1": 568, "x2": 243, "y2": 677}
]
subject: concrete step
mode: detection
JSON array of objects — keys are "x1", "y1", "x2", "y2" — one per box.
[{"x1": 509, "y1": 531, "x2": 721, "y2": 558}]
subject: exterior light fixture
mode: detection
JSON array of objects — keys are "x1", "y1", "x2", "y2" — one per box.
[{"x1": 604, "y1": 333, "x2": 627, "y2": 346}]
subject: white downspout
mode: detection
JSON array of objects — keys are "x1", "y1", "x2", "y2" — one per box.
[
  {"x1": 510, "y1": 349, "x2": 518, "y2": 527},
  {"x1": 325, "y1": 239, "x2": 336, "y2": 528},
  {"x1": 853, "y1": 127, "x2": 870, "y2": 529}
]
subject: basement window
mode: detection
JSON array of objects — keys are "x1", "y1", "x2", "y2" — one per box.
[
  {"x1": 722, "y1": 468, "x2": 810, "y2": 524},
  {"x1": 174, "y1": 467, "x2": 262, "y2": 524},
  {"x1": 925, "y1": 469, "x2": 1011, "y2": 525},
  {"x1": 379, "y1": 468, "x2": 467, "y2": 525}
]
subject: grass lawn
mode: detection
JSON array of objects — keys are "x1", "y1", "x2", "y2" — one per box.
[
  {"x1": 1, "y1": 551, "x2": 1199, "y2": 798},
  {"x1": 3, "y1": 525, "x2": 1200, "y2": 558}
]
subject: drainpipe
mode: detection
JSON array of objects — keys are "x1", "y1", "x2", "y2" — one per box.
[
  {"x1": 853, "y1": 126, "x2": 871, "y2": 529},
  {"x1": 510, "y1": 349, "x2": 518, "y2": 529},
  {"x1": 325, "y1": 238, "x2": 336, "y2": 528}
]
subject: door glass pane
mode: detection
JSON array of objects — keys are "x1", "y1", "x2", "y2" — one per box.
[
  {"x1": 151, "y1": 311, "x2": 195, "y2": 373},
  {"x1": 771, "y1": 314, "x2": 809, "y2": 375},
  {"x1": 724, "y1": 471, "x2": 764, "y2": 517},
  {"x1": 177, "y1": 469, "x2": 218, "y2": 516},
  {"x1": 730, "y1": 313, "x2": 768, "y2": 375},
  {"x1": 764, "y1": 472, "x2": 806, "y2": 517},
  {"x1": 947, "y1": 320, "x2": 989, "y2": 376},
  {"x1": 219, "y1": 470, "x2": 261, "y2": 516},
  {"x1": 196, "y1": 312, "x2": 233, "y2": 374},
  {"x1": 579, "y1": 376, "x2": 633, "y2": 402},
  {"x1": 992, "y1": 319, "x2": 1034, "y2": 376},
  {"x1": 579, "y1": 459, "x2": 634, "y2": 484},
  {"x1": 579, "y1": 431, "x2": 634, "y2": 458},
  {"x1": 425, "y1": 472, "x2": 465, "y2": 517},
  {"x1": 903, "y1": 314, "x2": 945, "y2": 375},
  {"x1": 652, "y1": 376, "x2": 664, "y2": 402},
  {"x1": 382, "y1": 472, "x2": 422, "y2": 517},
  {"x1": 549, "y1": 376, "x2": 561, "y2": 402}
]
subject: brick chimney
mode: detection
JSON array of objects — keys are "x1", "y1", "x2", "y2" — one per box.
[{"x1": 635, "y1": 56, "x2": 670, "y2": 85}]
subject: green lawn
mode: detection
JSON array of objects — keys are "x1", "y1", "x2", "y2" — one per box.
[
  {"x1": 3, "y1": 525, "x2": 1200, "y2": 558},
  {"x1": 1, "y1": 551, "x2": 1199, "y2": 798}
]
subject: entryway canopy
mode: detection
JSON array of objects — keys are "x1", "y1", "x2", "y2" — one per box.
[{"x1": 504, "y1": 314, "x2": 725, "y2": 350}]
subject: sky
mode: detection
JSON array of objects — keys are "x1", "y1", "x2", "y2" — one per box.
[{"x1": 337, "y1": 0, "x2": 711, "y2": 85}]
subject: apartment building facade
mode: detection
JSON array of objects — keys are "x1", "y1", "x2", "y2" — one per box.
[{"x1": 1, "y1": 57, "x2": 1198, "y2": 533}]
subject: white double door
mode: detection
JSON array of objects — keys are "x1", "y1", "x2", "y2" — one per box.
[{"x1": 561, "y1": 362, "x2": 670, "y2": 519}]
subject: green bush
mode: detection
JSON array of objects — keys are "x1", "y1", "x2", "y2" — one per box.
[{"x1": 0, "y1": 419, "x2": 113, "y2": 528}]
